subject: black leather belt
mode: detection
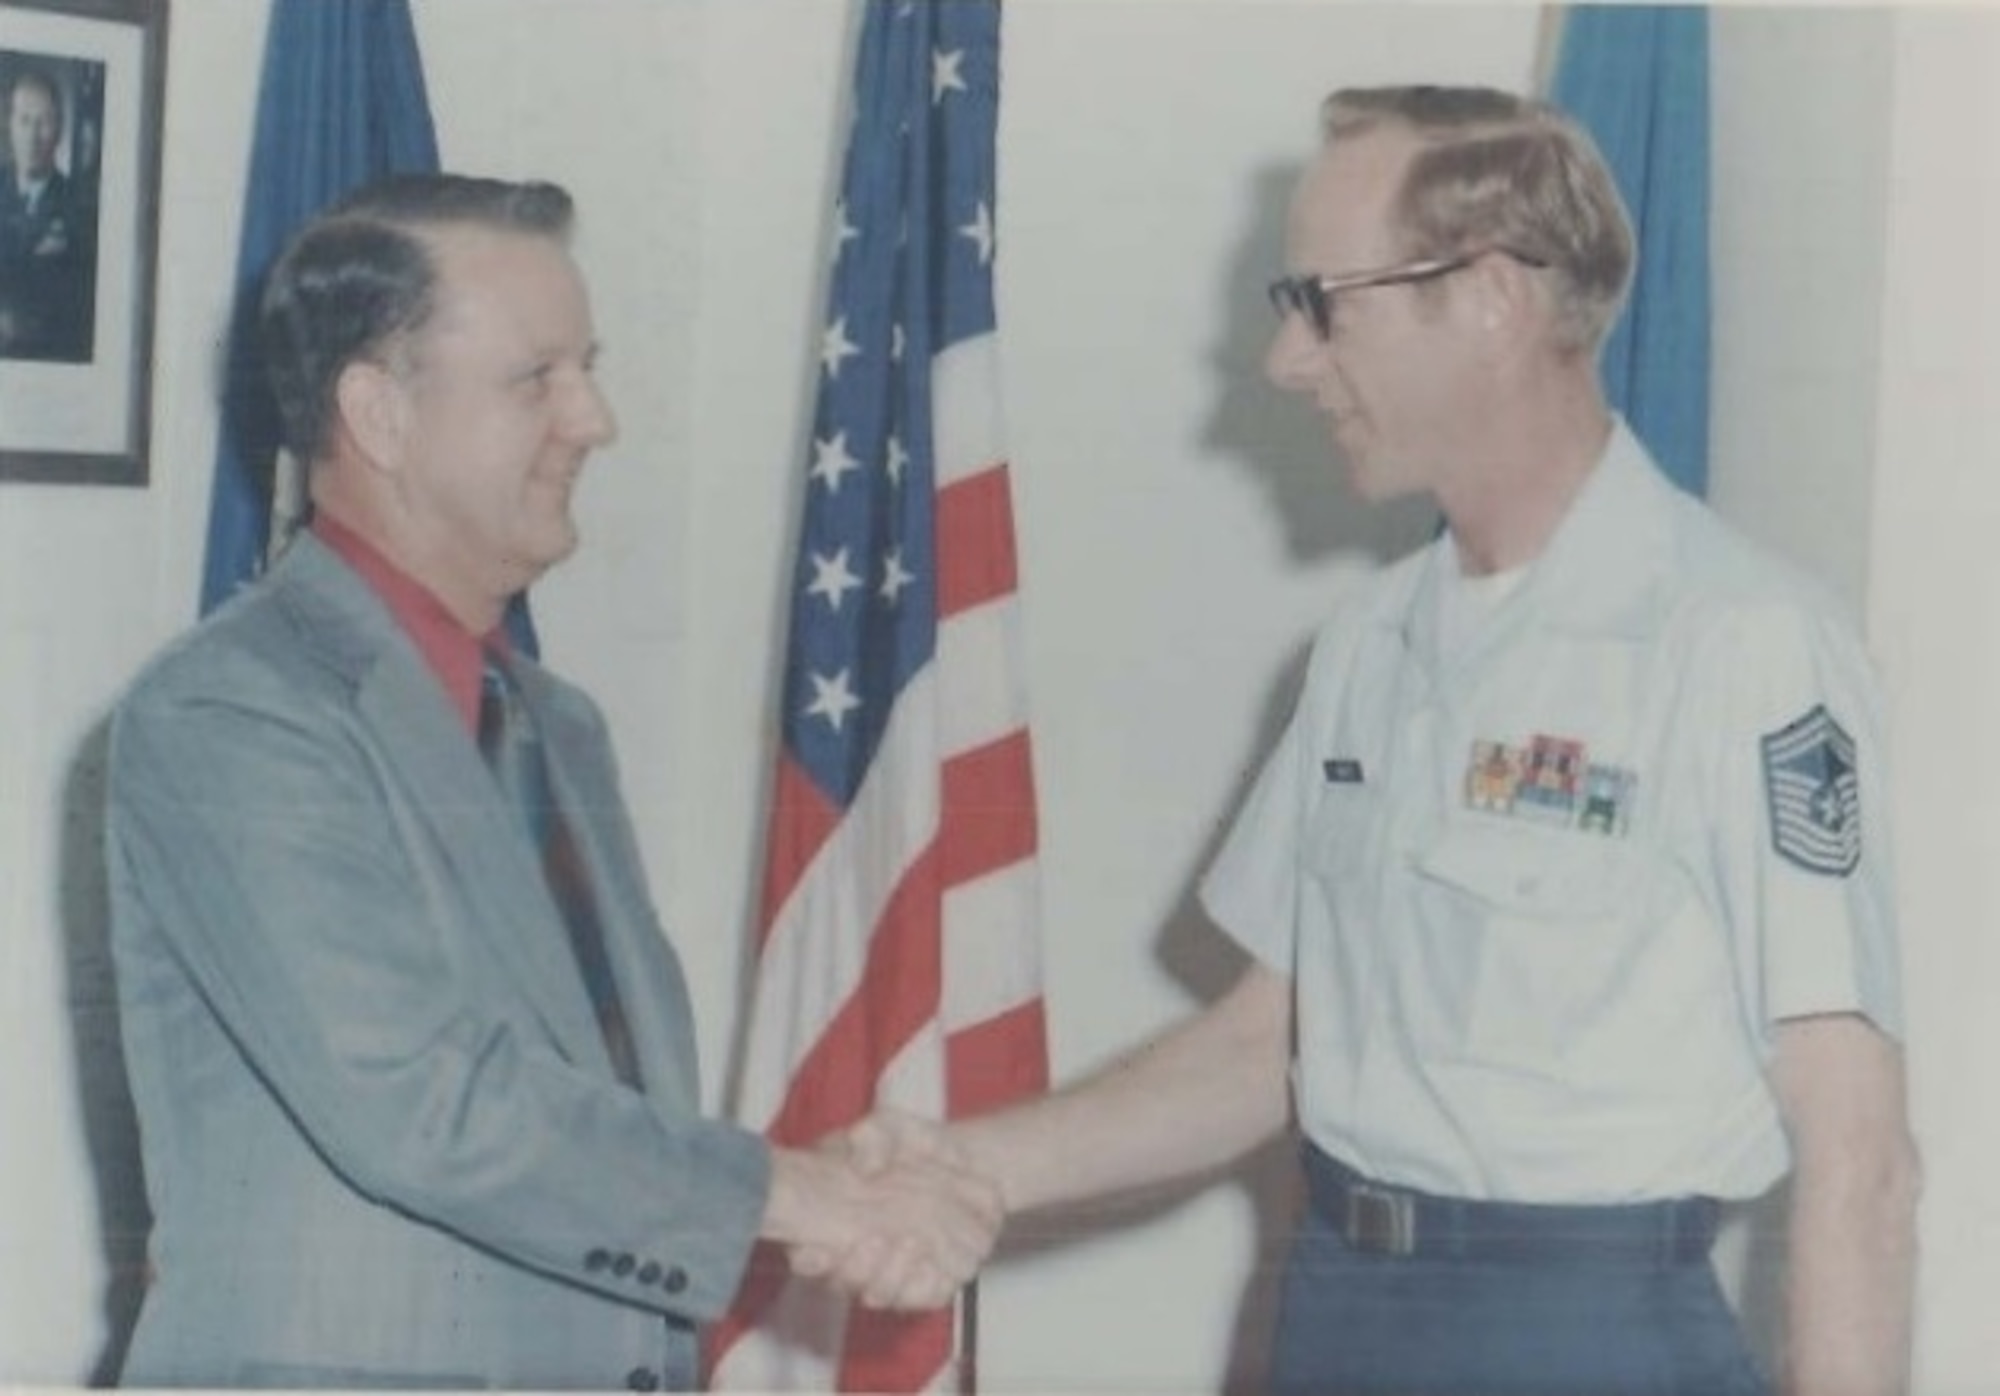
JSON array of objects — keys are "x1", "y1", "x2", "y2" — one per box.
[{"x1": 1304, "y1": 1143, "x2": 1719, "y2": 1265}]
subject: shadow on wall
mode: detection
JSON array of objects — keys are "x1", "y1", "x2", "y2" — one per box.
[
  {"x1": 1150, "y1": 638, "x2": 1321, "y2": 1395},
  {"x1": 1200, "y1": 160, "x2": 1440, "y2": 570},
  {"x1": 58, "y1": 718, "x2": 148, "y2": 1386},
  {"x1": 1084, "y1": 148, "x2": 1466, "y2": 1378},
  {"x1": 976, "y1": 640, "x2": 1316, "y2": 1393}
]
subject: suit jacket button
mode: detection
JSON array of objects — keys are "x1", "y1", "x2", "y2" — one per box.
[
  {"x1": 661, "y1": 1265, "x2": 688, "y2": 1295},
  {"x1": 625, "y1": 1367, "x2": 659, "y2": 1391},
  {"x1": 584, "y1": 1248, "x2": 612, "y2": 1272},
  {"x1": 638, "y1": 1261, "x2": 662, "y2": 1285},
  {"x1": 613, "y1": 1252, "x2": 637, "y2": 1277}
]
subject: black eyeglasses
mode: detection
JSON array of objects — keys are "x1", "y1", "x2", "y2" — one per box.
[{"x1": 1267, "y1": 247, "x2": 1549, "y2": 340}]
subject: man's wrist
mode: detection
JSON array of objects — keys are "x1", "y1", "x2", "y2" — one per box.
[{"x1": 760, "y1": 1146, "x2": 850, "y2": 1249}]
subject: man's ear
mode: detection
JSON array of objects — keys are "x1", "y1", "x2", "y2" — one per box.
[
  {"x1": 333, "y1": 360, "x2": 410, "y2": 473},
  {"x1": 1471, "y1": 250, "x2": 1540, "y2": 338}
]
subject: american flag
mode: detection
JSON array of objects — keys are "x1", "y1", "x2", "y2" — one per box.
[{"x1": 707, "y1": 1, "x2": 1048, "y2": 1391}]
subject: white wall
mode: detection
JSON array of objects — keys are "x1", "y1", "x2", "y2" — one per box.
[
  {"x1": 1867, "y1": 13, "x2": 2000, "y2": 1394},
  {"x1": 678, "y1": 0, "x2": 852, "y2": 1124},
  {"x1": 0, "y1": 3, "x2": 1979, "y2": 1391},
  {"x1": 1709, "y1": 6, "x2": 1894, "y2": 609},
  {"x1": 0, "y1": 0, "x2": 265, "y2": 1375}
]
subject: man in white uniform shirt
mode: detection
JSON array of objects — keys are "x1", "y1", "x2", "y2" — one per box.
[{"x1": 849, "y1": 85, "x2": 1919, "y2": 1395}]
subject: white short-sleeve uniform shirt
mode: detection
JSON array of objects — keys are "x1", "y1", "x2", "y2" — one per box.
[{"x1": 1201, "y1": 422, "x2": 1899, "y2": 1204}]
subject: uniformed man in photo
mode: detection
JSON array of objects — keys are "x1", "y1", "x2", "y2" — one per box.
[
  {"x1": 851, "y1": 84, "x2": 1919, "y2": 1396},
  {"x1": 0, "y1": 65, "x2": 93, "y2": 361}
]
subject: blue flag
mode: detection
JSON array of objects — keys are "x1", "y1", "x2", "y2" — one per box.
[
  {"x1": 196, "y1": 0, "x2": 539, "y2": 654},
  {"x1": 1551, "y1": 4, "x2": 1711, "y2": 498}
]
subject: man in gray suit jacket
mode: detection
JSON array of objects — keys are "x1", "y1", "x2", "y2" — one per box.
[{"x1": 105, "y1": 174, "x2": 997, "y2": 1390}]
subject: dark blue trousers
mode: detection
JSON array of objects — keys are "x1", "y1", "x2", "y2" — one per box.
[{"x1": 1270, "y1": 1149, "x2": 1771, "y2": 1395}]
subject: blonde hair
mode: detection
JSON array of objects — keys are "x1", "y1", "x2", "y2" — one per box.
[{"x1": 1323, "y1": 85, "x2": 1634, "y2": 355}]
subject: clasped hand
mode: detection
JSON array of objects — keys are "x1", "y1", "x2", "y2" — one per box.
[{"x1": 783, "y1": 1110, "x2": 1001, "y2": 1311}]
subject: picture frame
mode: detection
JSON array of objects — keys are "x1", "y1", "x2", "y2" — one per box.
[{"x1": 0, "y1": 0, "x2": 166, "y2": 486}]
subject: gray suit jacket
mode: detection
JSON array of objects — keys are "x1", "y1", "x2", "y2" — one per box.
[{"x1": 106, "y1": 535, "x2": 769, "y2": 1389}]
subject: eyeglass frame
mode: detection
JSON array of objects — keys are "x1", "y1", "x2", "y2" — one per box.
[{"x1": 1267, "y1": 247, "x2": 1550, "y2": 341}]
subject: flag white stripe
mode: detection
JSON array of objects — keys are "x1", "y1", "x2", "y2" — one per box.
[
  {"x1": 879, "y1": 1022, "x2": 950, "y2": 1116},
  {"x1": 942, "y1": 861, "x2": 1045, "y2": 1032},
  {"x1": 938, "y1": 595, "x2": 1029, "y2": 755},
  {"x1": 740, "y1": 601, "x2": 1037, "y2": 1120},
  {"x1": 932, "y1": 335, "x2": 1005, "y2": 483},
  {"x1": 737, "y1": 672, "x2": 941, "y2": 1123},
  {"x1": 712, "y1": 1276, "x2": 847, "y2": 1391}
]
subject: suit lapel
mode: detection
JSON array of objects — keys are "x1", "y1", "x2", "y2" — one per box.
[
  {"x1": 520, "y1": 666, "x2": 700, "y2": 1111},
  {"x1": 269, "y1": 539, "x2": 618, "y2": 1079}
]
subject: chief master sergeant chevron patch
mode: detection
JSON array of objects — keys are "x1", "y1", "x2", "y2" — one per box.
[{"x1": 1760, "y1": 703, "x2": 1862, "y2": 876}]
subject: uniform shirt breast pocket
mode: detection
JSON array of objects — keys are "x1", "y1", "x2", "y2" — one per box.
[{"x1": 1414, "y1": 825, "x2": 1668, "y2": 1068}]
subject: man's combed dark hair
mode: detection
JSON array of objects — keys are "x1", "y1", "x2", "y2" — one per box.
[{"x1": 258, "y1": 174, "x2": 575, "y2": 463}]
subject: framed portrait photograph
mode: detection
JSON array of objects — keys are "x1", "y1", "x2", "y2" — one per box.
[{"x1": 0, "y1": 0, "x2": 166, "y2": 486}]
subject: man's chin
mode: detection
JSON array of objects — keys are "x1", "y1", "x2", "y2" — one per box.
[{"x1": 503, "y1": 526, "x2": 579, "y2": 588}]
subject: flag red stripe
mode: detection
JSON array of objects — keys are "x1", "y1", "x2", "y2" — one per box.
[
  {"x1": 725, "y1": 726, "x2": 1041, "y2": 1360},
  {"x1": 767, "y1": 844, "x2": 943, "y2": 1145},
  {"x1": 948, "y1": 998, "x2": 1052, "y2": 1116},
  {"x1": 750, "y1": 725, "x2": 1036, "y2": 1133},
  {"x1": 721, "y1": 840, "x2": 952, "y2": 1361},
  {"x1": 936, "y1": 463, "x2": 1019, "y2": 618},
  {"x1": 701, "y1": 1244, "x2": 791, "y2": 1384},
  {"x1": 940, "y1": 729, "x2": 1038, "y2": 888},
  {"x1": 756, "y1": 753, "x2": 843, "y2": 951},
  {"x1": 839, "y1": 1306, "x2": 955, "y2": 1394}
]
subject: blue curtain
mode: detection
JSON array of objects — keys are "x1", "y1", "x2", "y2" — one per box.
[
  {"x1": 197, "y1": 0, "x2": 539, "y2": 654},
  {"x1": 1549, "y1": 5, "x2": 1711, "y2": 498}
]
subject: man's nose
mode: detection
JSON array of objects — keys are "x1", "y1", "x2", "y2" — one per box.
[
  {"x1": 564, "y1": 372, "x2": 618, "y2": 448},
  {"x1": 1264, "y1": 313, "x2": 1324, "y2": 394}
]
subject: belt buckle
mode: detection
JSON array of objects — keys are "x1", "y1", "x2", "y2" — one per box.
[{"x1": 1344, "y1": 1182, "x2": 1416, "y2": 1256}]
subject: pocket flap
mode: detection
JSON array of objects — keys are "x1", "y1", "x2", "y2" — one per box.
[{"x1": 1417, "y1": 824, "x2": 1642, "y2": 917}]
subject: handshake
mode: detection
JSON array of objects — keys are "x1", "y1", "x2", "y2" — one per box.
[{"x1": 765, "y1": 1110, "x2": 1005, "y2": 1313}]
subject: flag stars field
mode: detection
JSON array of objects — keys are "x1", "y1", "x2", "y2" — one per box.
[
  {"x1": 820, "y1": 315, "x2": 860, "y2": 378},
  {"x1": 879, "y1": 549, "x2": 916, "y2": 605},
  {"x1": 804, "y1": 668, "x2": 861, "y2": 734},
  {"x1": 932, "y1": 47, "x2": 966, "y2": 103},
  {"x1": 830, "y1": 200, "x2": 859, "y2": 264},
  {"x1": 809, "y1": 430, "x2": 861, "y2": 494},
  {"x1": 806, "y1": 547, "x2": 864, "y2": 613},
  {"x1": 960, "y1": 200, "x2": 994, "y2": 265}
]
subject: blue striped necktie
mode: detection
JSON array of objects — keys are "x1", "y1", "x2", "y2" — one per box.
[{"x1": 477, "y1": 652, "x2": 643, "y2": 1090}]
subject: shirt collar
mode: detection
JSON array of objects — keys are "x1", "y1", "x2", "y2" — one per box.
[
  {"x1": 1517, "y1": 416, "x2": 1679, "y2": 636},
  {"x1": 311, "y1": 512, "x2": 505, "y2": 735},
  {"x1": 1398, "y1": 417, "x2": 1678, "y2": 661}
]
